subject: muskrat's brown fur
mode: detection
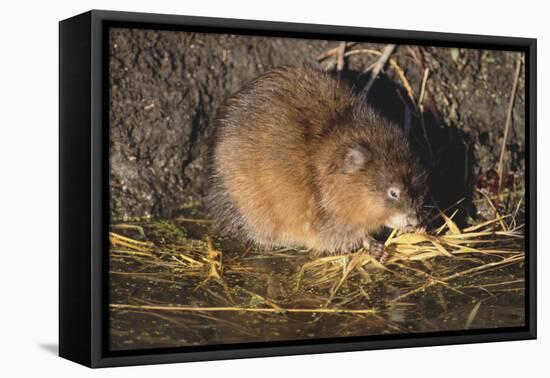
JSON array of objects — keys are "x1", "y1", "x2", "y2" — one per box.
[{"x1": 207, "y1": 67, "x2": 427, "y2": 255}]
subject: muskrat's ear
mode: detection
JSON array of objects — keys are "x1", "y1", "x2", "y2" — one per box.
[{"x1": 342, "y1": 145, "x2": 370, "y2": 173}]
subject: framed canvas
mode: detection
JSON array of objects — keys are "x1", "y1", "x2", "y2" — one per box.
[{"x1": 59, "y1": 10, "x2": 537, "y2": 368}]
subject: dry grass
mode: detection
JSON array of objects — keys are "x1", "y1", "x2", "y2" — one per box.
[{"x1": 109, "y1": 191, "x2": 525, "y2": 318}]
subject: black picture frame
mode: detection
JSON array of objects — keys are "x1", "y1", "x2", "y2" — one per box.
[{"x1": 59, "y1": 9, "x2": 537, "y2": 368}]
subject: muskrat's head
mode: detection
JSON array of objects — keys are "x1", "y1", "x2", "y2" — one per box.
[{"x1": 319, "y1": 123, "x2": 428, "y2": 233}]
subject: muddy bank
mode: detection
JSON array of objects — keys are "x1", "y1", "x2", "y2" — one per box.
[{"x1": 109, "y1": 28, "x2": 525, "y2": 220}]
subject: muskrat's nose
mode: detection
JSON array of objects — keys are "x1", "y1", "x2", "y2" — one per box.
[
  {"x1": 407, "y1": 215, "x2": 419, "y2": 227},
  {"x1": 403, "y1": 214, "x2": 420, "y2": 232}
]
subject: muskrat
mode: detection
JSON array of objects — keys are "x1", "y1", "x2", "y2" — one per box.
[{"x1": 207, "y1": 66, "x2": 428, "y2": 261}]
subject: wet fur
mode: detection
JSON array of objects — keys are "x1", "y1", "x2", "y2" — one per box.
[{"x1": 207, "y1": 67, "x2": 426, "y2": 254}]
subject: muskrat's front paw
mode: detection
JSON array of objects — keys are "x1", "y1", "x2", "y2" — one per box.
[{"x1": 368, "y1": 240, "x2": 386, "y2": 261}]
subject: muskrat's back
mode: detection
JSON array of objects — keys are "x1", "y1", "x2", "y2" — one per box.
[{"x1": 208, "y1": 67, "x2": 427, "y2": 254}]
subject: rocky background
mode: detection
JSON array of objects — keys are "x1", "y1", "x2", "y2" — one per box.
[{"x1": 109, "y1": 27, "x2": 525, "y2": 221}]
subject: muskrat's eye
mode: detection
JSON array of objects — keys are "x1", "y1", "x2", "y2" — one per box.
[{"x1": 387, "y1": 187, "x2": 400, "y2": 200}]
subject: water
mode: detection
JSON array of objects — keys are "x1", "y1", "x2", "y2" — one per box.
[{"x1": 109, "y1": 218, "x2": 525, "y2": 351}]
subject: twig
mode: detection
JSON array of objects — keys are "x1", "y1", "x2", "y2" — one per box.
[
  {"x1": 110, "y1": 303, "x2": 377, "y2": 315},
  {"x1": 336, "y1": 41, "x2": 346, "y2": 75},
  {"x1": 361, "y1": 44, "x2": 396, "y2": 98},
  {"x1": 418, "y1": 68, "x2": 430, "y2": 110},
  {"x1": 344, "y1": 48, "x2": 416, "y2": 103},
  {"x1": 316, "y1": 42, "x2": 357, "y2": 61},
  {"x1": 497, "y1": 56, "x2": 523, "y2": 195},
  {"x1": 418, "y1": 67, "x2": 433, "y2": 157},
  {"x1": 111, "y1": 224, "x2": 146, "y2": 237},
  {"x1": 175, "y1": 217, "x2": 214, "y2": 224},
  {"x1": 407, "y1": 46, "x2": 443, "y2": 125},
  {"x1": 464, "y1": 300, "x2": 482, "y2": 330}
]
